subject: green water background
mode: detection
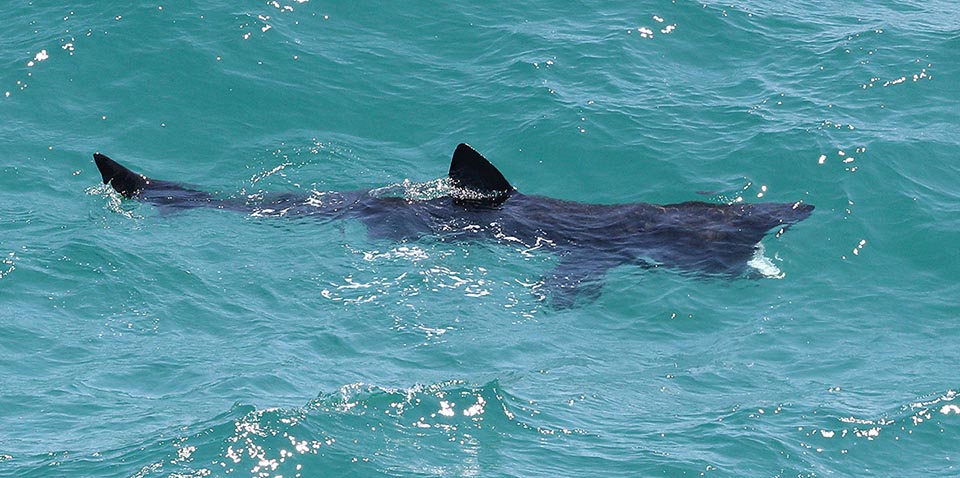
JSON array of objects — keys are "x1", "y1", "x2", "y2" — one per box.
[{"x1": 1, "y1": 1, "x2": 958, "y2": 476}]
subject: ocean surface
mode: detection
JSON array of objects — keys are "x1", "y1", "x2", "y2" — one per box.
[{"x1": 2, "y1": 1, "x2": 958, "y2": 477}]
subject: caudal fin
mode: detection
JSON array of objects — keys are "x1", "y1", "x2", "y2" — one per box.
[{"x1": 94, "y1": 152, "x2": 148, "y2": 198}]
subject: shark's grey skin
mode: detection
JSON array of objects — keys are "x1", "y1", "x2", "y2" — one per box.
[{"x1": 94, "y1": 144, "x2": 813, "y2": 307}]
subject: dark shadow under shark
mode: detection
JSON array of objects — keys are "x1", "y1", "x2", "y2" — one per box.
[{"x1": 93, "y1": 144, "x2": 813, "y2": 307}]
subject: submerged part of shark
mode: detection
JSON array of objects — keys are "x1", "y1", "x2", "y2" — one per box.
[{"x1": 93, "y1": 144, "x2": 814, "y2": 307}]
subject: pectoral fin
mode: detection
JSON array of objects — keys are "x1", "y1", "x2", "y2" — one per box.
[{"x1": 541, "y1": 253, "x2": 623, "y2": 308}]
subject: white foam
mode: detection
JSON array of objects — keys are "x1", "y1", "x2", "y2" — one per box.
[{"x1": 747, "y1": 242, "x2": 783, "y2": 278}]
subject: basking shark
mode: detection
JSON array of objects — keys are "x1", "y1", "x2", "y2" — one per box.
[{"x1": 93, "y1": 144, "x2": 813, "y2": 306}]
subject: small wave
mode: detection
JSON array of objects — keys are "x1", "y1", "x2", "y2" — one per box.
[
  {"x1": 11, "y1": 381, "x2": 579, "y2": 478},
  {"x1": 369, "y1": 177, "x2": 512, "y2": 204},
  {"x1": 797, "y1": 389, "x2": 960, "y2": 454},
  {"x1": 0, "y1": 251, "x2": 16, "y2": 280},
  {"x1": 87, "y1": 184, "x2": 143, "y2": 220},
  {"x1": 369, "y1": 177, "x2": 454, "y2": 201}
]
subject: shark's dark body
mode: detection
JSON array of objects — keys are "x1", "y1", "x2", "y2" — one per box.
[{"x1": 94, "y1": 144, "x2": 813, "y2": 306}]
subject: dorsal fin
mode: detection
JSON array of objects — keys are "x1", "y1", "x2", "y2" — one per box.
[
  {"x1": 448, "y1": 144, "x2": 513, "y2": 196},
  {"x1": 94, "y1": 152, "x2": 148, "y2": 198}
]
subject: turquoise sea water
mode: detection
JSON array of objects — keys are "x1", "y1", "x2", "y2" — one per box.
[{"x1": 2, "y1": 1, "x2": 958, "y2": 476}]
